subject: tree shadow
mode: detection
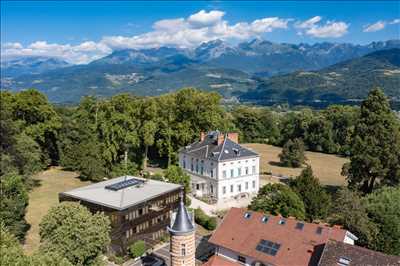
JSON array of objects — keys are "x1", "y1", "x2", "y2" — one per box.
[{"x1": 269, "y1": 160, "x2": 284, "y2": 167}]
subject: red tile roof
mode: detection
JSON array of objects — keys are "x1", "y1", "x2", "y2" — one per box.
[
  {"x1": 208, "y1": 208, "x2": 351, "y2": 266},
  {"x1": 202, "y1": 255, "x2": 241, "y2": 266}
]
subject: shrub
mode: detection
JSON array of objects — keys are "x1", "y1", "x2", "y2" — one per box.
[
  {"x1": 194, "y1": 208, "x2": 217, "y2": 230},
  {"x1": 279, "y1": 138, "x2": 306, "y2": 168},
  {"x1": 129, "y1": 240, "x2": 146, "y2": 258}
]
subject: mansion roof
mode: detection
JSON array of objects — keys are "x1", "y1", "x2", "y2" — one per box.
[{"x1": 180, "y1": 131, "x2": 258, "y2": 161}]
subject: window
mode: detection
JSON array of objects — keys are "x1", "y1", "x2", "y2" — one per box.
[
  {"x1": 138, "y1": 208, "x2": 143, "y2": 216},
  {"x1": 200, "y1": 166, "x2": 204, "y2": 175},
  {"x1": 245, "y1": 167, "x2": 249, "y2": 175},
  {"x1": 244, "y1": 212, "x2": 251, "y2": 219},
  {"x1": 210, "y1": 169, "x2": 214, "y2": 178},
  {"x1": 278, "y1": 218, "x2": 286, "y2": 225},
  {"x1": 181, "y1": 244, "x2": 186, "y2": 256},
  {"x1": 196, "y1": 184, "x2": 200, "y2": 190},
  {"x1": 261, "y1": 216, "x2": 269, "y2": 223},
  {"x1": 230, "y1": 169, "x2": 234, "y2": 177},
  {"x1": 238, "y1": 255, "x2": 246, "y2": 263},
  {"x1": 256, "y1": 239, "x2": 281, "y2": 256},
  {"x1": 316, "y1": 227, "x2": 323, "y2": 235},
  {"x1": 222, "y1": 170, "x2": 227, "y2": 178},
  {"x1": 183, "y1": 159, "x2": 186, "y2": 169},
  {"x1": 238, "y1": 184, "x2": 241, "y2": 192},
  {"x1": 223, "y1": 186, "x2": 226, "y2": 194},
  {"x1": 191, "y1": 158, "x2": 194, "y2": 171},
  {"x1": 338, "y1": 257, "x2": 351, "y2": 266},
  {"x1": 296, "y1": 222, "x2": 304, "y2": 230},
  {"x1": 245, "y1": 182, "x2": 248, "y2": 190},
  {"x1": 238, "y1": 167, "x2": 242, "y2": 176},
  {"x1": 252, "y1": 180, "x2": 256, "y2": 188},
  {"x1": 252, "y1": 165, "x2": 256, "y2": 174},
  {"x1": 230, "y1": 185, "x2": 234, "y2": 193}
]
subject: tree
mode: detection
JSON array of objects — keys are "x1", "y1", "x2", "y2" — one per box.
[
  {"x1": 329, "y1": 188, "x2": 378, "y2": 248},
  {"x1": 365, "y1": 187, "x2": 400, "y2": 255},
  {"x1": 249, "y1": 183, "x2": 305, "y2": 220},
  {"x1": 279, "y1": 138, "x2": 306, "y2": 167},
  {"x1": 290, "y1": 166, "x2": 331, "y2": 221},
  {"x1": 0, "y1": 223, "x2": 72, "y2": 266},
  {"x1": 0, "y1": 174, "x2": 30, "y2": 241},
  {"x1": 0, "y1": 223, "x2": 29, "y2": 265},
  {"x1": 343, "y1": 88, "x2": 400, "y2": 193},
  {"x1": 164, "y1": 165, "x2": 191, "y2": 193},
  {"x1": 129, "y1": 240, "x2": 146, "y2": 258},
  {"x1": 39, "y1": 202, "x2": 111, "y2": 265}
]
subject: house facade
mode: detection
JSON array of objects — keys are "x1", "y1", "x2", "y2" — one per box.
[
  {"x1": 178, "y1": 131, "x2": 260, "y2": 202},
  {"x1": 59, "y1": 176, "x2": 183, "y2": 254}
]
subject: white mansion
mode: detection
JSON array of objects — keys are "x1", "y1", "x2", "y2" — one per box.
[{"x1": 178, "y1": 131, "x2": 260, "y2": 202}]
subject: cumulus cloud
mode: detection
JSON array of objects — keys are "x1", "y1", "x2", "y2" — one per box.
[
  {"x1": 1, "y1": 10, "x2": 290, "y2": 64},
  {"x1": 363, "y1": 21, "x2": 386, "y2": 32},
  {"x1": 295, "y1": 16, "x2": 349, "y2": 38}
]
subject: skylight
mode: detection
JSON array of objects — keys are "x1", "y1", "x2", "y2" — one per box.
[
  {"x1": 296, "y1": 222, "x2": 304, "y2": 230},
  {"x1": 244, "y1": 212, "x2": 251, "y2": 219},
  {"x1": 316, "y1": 226, "x2": 323, "y2": 234},
  {"x1": 256, "y1": 239, "x2": 281, "y2": 256},
  {"x1": 278, "y1": 218, "x2": 286, "y2": 225},
  {"x1": 261, "y1": 216, "x2": 269, "y2": 223},
  {"x1": 338, "y1": 257, "x2": 351, "y2": 266}
]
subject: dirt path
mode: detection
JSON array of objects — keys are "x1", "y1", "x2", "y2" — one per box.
[{"x1": 24, "y1": 167, "x2": 90, "y2": 254}]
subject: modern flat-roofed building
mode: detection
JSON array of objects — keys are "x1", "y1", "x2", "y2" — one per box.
[
  {"x1": 59, "y1": 175, "x2": 183, "y2": 254},
  {"x1": 179, "y1": 131, "x2": 260, "y2": 202}
]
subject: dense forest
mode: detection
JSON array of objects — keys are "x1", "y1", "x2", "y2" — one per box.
[{"x1": 1, "y1": 87, "x2": 400, "y2": 263}]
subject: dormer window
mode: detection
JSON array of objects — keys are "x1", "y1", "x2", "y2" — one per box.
[
  {"x1": 338, "y1": 257, "x2": 351, "y2": 266},
  {"x1": 316, "y1": 226, "x2": 323, "y2": 234}
]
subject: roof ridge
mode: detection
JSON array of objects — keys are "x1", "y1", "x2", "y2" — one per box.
[{"x1": 218, "y1": 134, "x2": 228, "y2": 161}]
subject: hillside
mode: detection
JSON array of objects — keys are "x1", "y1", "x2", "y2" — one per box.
[
  {"x1": 240, "y1": 48, "x2": 400, "y2": 106},
  {"x1": 1, "y1": 39, "x2": 399, "y2": 103}
]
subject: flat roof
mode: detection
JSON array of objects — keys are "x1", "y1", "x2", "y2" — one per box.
[{"x1": 60, "y1": 176, "x2": 182, "y2": 210}]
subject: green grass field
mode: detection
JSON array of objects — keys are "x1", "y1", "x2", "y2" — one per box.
[
  {"x1": 24, "y1": 167, "x2": 91, "y2": 254},
  {"x1": 243, "y1": 143, "x2": 349, "y2": 186}
]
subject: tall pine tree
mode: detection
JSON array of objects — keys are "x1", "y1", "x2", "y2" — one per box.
[{"x1": 343, "y1": 88, "x2": 400, "y2": 193}]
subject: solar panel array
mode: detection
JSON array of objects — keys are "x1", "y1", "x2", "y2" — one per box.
[
  {"x1": 105, "y1": 178, "x2": 144, "y2": 191},
  {"x1": 256, "y1": 239, "x2": 281, "y2": 256}
]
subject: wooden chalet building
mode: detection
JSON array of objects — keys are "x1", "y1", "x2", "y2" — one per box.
[{"x1": 59, "y1": 175, "x2": 183, "y2": 254}]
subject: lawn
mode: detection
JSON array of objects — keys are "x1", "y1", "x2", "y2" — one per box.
[
  {"x1": 24, "y1": 167, "x2": 90, "y2": 254},
  {"x1": 243, "y1": 143, "x2": 349, "y2": 187}
]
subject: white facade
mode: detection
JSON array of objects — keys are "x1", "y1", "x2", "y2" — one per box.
[{"x1": 178, "y1": 153, "x2": 260, "y2": 202}]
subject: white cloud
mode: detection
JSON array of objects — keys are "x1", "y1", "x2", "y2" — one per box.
[
  {"x1": 1, "y1": 10, "x2": 290, "y2": 64},
  {"x1": 363, "y1": 21, "x2": 386, "y2": 32},
  {"x1": 295, "y1": 16, "x2": 349, "y2": 38},
  {"x1": 389, "y1": 18, "x2": 400, "y2": 24},
  {"x1": 295, "y1": 16, "x2": 322, "y2": 29},
  {"x1": 188, "y1": 10, "x2": 225, "y2": 27}
]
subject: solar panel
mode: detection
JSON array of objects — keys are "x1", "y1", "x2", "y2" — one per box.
[
  {"x1": 256, "y1": 239, "x2": 281, "y2": 256},
  {"x1": 105, "y1": 178, "x2": 144, "y2": 191}
]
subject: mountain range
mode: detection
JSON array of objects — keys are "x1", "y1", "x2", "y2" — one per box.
[{"x1": 1, "y1": 39, "x2": 399, "y2": 104}]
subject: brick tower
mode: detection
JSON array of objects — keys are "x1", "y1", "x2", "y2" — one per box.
[{"x1": 168, "y1": 198, "x2": 196, "y2": 266}]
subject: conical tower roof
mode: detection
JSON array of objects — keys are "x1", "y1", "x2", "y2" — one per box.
[{"x1": 168, "y1": 198, "x2": 195, "y2": 235}]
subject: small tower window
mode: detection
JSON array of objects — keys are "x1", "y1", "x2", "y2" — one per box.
[{"x1": 181, "y1": 243, "x2": 186, "y2": 256}]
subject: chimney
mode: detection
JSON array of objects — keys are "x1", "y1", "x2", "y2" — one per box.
[
  {"x1": 200, "y1": 132, "x2": 206, "y2": 142},
  {"x1": 217, "y1": 133, "x2": 225, "y2": 145},
  {"x1": 227, "y1": 132, "x2": 239, "y2": 143}
]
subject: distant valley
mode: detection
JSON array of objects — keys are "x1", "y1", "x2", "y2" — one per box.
[{"x1": 1, "y1": 39, "x2": 399, "y2": 104}]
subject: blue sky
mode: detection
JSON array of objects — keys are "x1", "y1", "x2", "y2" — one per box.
[{"x1": 1, "y1": 1, "x2": 399, "y2": 63}]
